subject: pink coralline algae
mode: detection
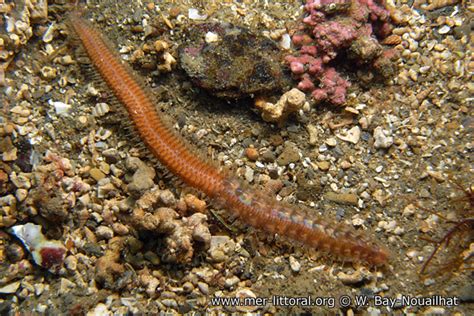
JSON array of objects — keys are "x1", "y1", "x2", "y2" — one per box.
[{"x1": 286, "y1": 0, "x2": 399, "y2": 105}]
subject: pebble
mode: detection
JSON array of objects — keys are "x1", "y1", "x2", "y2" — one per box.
[
  {"x1": 161, "y1": 299, "x2": 178, "y2": 308},
  {"x1": 324, "y1": 192, "x2": 358, "y2": 205},
  {"x1": 127, "y1": 158, "x2": 156, "y2": 195},
  {"x1": 0, "y1": 281, "x2": 20, "y2": 294},
  {"x1": 235, "y1": 289, "x2": 258, "y2": 312},
  {"x1": 95, "y1": 225, "x2": 114, "y2": 240},
  {"x1": 197, "y1": 282, "x2": 209, "y2": 295},
  {"x1": 373, "y1": 127, "x2": 394, "y2": 149},
  {"x1": 424, "y1": 278, "x2": 435, "y2": 286},
  {"x1": 34, "y1": 283, "x2": 45, "y2": 296},
  {"x1": 317, "y1": 161, "x2": 330, "y2": 171},
  {"x1": 245, "y1": 147, "x2": 259, "y2": 161},
  {"x1": 182, "y1": 282, "x2": 194, "y2": 293},
  {"x1": 184, "y1": 194, "x2": 206, "y2": 213},
  {"x1": 337, "y1": 268, "x2": 369, "y2": 285},
  {"x1": 15, "y1": 188, "x2": 28, "y2": 202},
  {"x1": 64, "y1": 255, "x2": 78, "y2": 271},
  {"x1": 40, "y1": 66, "x2": 57, "y2": 80},
  {"x1": 224, "y1": 276, "x2": 240, "y2": 288},
  {"x1": 59, "y1": 278, "x2": 75, "y2": 294},
  {"x1": 12, "y1": 175, "x2": 31, "y2": 193},
  {"x1": 340, "y1": 161, "x2": 351, "y2": 169},
  {"x1": 337, "y1": 126, "x2": 361, "y2": 144},
  {"x1": 325, "y1": 137, "x2": 337, "y2": 147},
  {"x1": 2, "y1": 142, "x2": 16, "y2": 160},
  {"x1": 289, "y1": 255, "x2": 301, "y2": 272},
  {"x1": 306, "y1": 124, "x2": 318, "y2": 145},
  {"x1": 244, "y1": 166, "x2": 254, "y2": 183},
  {"x1": 49, "y1": 100, "x2": 71, "y2": 115},
  {"x1": 112, "y1": 223, "x2": 129, "y2": 236},
  {"x1": 276, "y1": 143, "x2": 300, "y2": 166},
  {"x1": 208, "y1": 235, "x2": 235, "y2": 262},
  {"x1": 261, "y1": 150, "x2": 276, "y2": 162},
  {"x1": 437, "y1": 25, "x2": 450, "y2": 35},
  {"x1": 89, "y1": 168, "x2": 106, "y2": 181},
  {"x1": 92, "y1": 103, "x2": 110, "y2": 117}
]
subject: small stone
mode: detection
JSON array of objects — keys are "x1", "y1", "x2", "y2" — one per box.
[
  {"x1": 15, "y1": 188, "x2": 28, "y2": 202},
  {"x1": 160, "y1": 190, "x2": 176, "y2": 206},
  {"x1": 64, "y1": 255, "x2": 78, "y2": 271},
  {"x1": 427, "y1": 170, "x2": 445, "y2": 182},
  {"x1": 59, "y1": 278, "x2": 76, "y2": 294},
  {"x1": 96, "y1": 226, "x2": 114, "y2": 240},
  {"x1": 235, "y1": 289, "x2": 258, "y2": 312},
  {"x1": 276, "y1": 143, "x2": 300, "y2": 166},
  {"x1": 34, "y1": 283, "x2": 45, "y2": 296},
  {"x1": 224, "y1": 276, "x2": 240, "y2": 288},
  {"x1": 424, "y1": 278, "x2": 435, "y2": 286},
  {"x1": 40, "y1": 66, "x2": 57, "y2": 80},
  {"x1": 373, "y1": 127, "x2": 393, "y2": 149},
  {"x1": 289, "y1": 255, "x2": 301, "y2": 272},
  {"x1": 0, "y1": 281, "x2": 20, "y2": 294},
  {"x1": 3, "y1": 147, "x2": 17, "y2": 161},
  {"x1": 205, "y1": 31, "x2": 220, "y2": 43},
  {"x1": 197, "y1": 282, "x2": 209, "y2": 295},
  {"x1": 154, "y1": 40, "x2": 169, "y2": 52},
  {"x1": 402, "y1": 204, "x2": 416, "y2": 217},
  {"x1": 424, "y1": 307, "x2": 445, "y2": 315},
  {"x1": 89, "y1": 168, "x2": 106, "y2": 181},
  {"x1": 306, "y1": 124, "x2": 318, "y2": 145},
  {"x1": 337, "y1": 126, "x2": 361, "y2": 144},
  {"x1": 112, "y1": 223, "x2": 129, "y2": 236},
  {"x1": 324, "y1": 192, "x2": 358, "y2": 206},
  {"x1": 325, "y1": 137, "x2": 337, "y2": 147},
  {"x1": 261, "y1": 150, "x2": 276, "y2": 163},
  {"x1": 208, "y1": 235, "x2": 235, "y2": 262},
  {"x1": 340, "y1": 161, "x2": 351, "y2": 169},
  {"x1": 184, "y1": 194, "x2": 206, "y2": 213},
  {"x1": 245, "y1": 147, "x2": 259, "y2": 161},
  {"x1": 92, "y1": 103, "x2": 110, "y2": 117},
  {"x1": 337, "y1": 269, "x2": 368, "y2": 285},
  {"x1": 49, "y1": 100, "x2": 71, "y2": 115},
  {"x1": 127, "y1": 158, "x2": 156, "y2": 195},
  {"x1": 182, "y1": 282, "x2": 194, "y2": 293},
  {"x1": 244, "y1": 166, "x2": 254, "y2": 183},
  {"x1": 438, "y1": 25, "x2": 450, "y2": 35},
  {"x1": 317, "y1": 161, "x2": 330, "y2": 171}
]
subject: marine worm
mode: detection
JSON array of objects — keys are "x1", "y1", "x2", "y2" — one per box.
[{"x1": 67, "y1": 12, "x2": 389, "y2": 266}]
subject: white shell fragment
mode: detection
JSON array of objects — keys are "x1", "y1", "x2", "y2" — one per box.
[
  {"x1": 279, "y1": 33, "x2": 291, "y2": 50},
  {"x1": 205, "y1": 31, "x2": 220, "y2": 43},
  {"x1": 10, "y1": 223, "x2": 67, "y2": 273},
  {"x1": 188, "y1": 8, "x2": 207, "y2": 20},
  {"x1": 336, "y1": 126, "x2": 361, "y2": 144},
  {"x1": 42, "y1": 22, "x2": 56, "y2": 43},
  {"x1": 49, "y1": 100, "x2": 71, "y2": 115}
]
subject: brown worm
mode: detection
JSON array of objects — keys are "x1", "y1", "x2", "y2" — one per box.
[{"x1": 67, "y1": 12, "x2": 389, "y2": 266}]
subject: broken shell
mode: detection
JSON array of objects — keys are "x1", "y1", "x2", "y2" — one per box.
[
  {"x1": 92, "y1": 102, "x2": 110, "y2": 117},
  {"x1": 10, "y1": 223, "x2": 66, "y2": 273},
  {"x1": 42, "y1": 22, "x2": 55, "y2": 43}
]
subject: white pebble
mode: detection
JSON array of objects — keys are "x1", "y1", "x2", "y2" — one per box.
[
  {"x1": 205, "y1": 31, "x2": 219, "y2": 43},
  {"x1": 437, "y1": 25, "x2": 451, "y2": 35},
  {"x1": 49, "y1": 100, "x2": 71, "y2": 115},
  {"x1": 279, "y1": 33, "x2": 291, "y2": 50},
  {"x1": 188, "y1": 8, "x2": 207, "y2": 20}
]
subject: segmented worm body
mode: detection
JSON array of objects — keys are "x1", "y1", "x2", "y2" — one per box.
[{"x1": 68, "y1": 13, "x2": 389, "y2": 266}]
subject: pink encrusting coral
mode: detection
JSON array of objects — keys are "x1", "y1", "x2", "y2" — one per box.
[{"x1": 286, "y1": 0, "x2": 399, "y2": 105}]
